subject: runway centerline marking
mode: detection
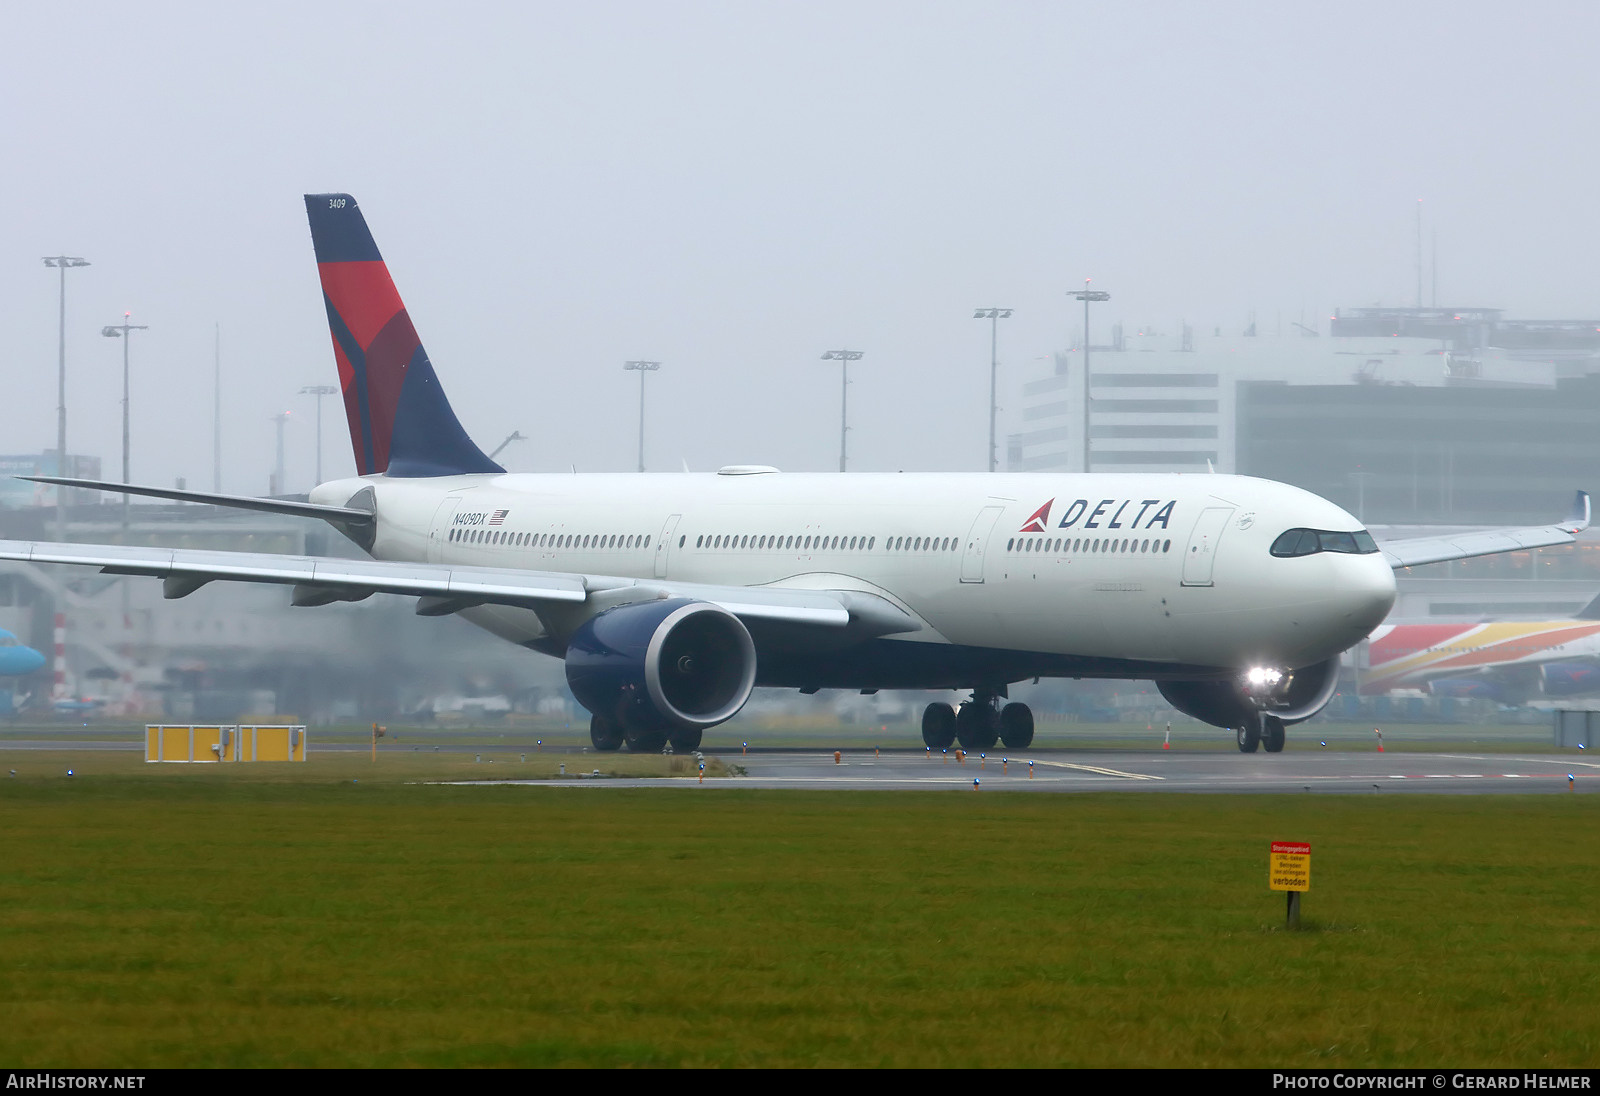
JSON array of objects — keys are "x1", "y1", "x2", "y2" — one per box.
[{"x1": 1023, "y1": 759, "x2": 1163, "y2": 781}]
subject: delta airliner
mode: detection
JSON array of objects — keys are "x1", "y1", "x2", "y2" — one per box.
[{"x1": 6, "y1": 195, "x2": 1587, "y2": 754}]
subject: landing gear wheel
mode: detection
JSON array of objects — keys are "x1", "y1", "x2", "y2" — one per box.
[
  {"x1": 1262, "y1": 715, "x2": 1285, "y2": 754},
  {"x1": 999, "y1": 702, "x2": 1035, "y2": 749},
  {"x1": 921, "y1": 702, "x2": 956, "y2": 749},
  {"x1": 624, "y1": 724, "x2": 668, "y2": 753},
  {"x1": 668, "y1": 727, "x2": 703, "y2": 753},
  {"x1": 589, "y1": 713, "x2": 624, "y2": 752},
  {"x1": 1236, "y1": 716, "x2": 1261, "y2": 754},
  {"x1": 955, "y1": 701, "x2": 999, "y2": 750}
]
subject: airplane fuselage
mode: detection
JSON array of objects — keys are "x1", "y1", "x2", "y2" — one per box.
[{"x1": 310, "y1": 469, "x2": 1396, "y2": 690}]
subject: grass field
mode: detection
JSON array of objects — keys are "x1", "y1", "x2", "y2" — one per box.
[{"x1": 1, "y1": 753, "x2": 1596, "y2": 1067}]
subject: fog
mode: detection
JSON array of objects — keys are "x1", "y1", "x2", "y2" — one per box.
[{"x1": 4, "y1": 2, "x2": 1599, "y2": 493}]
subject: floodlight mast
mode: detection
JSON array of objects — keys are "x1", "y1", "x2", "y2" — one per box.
[
  {"x1": 623, "y1": 361, "x2": 661, "y2": 472},
  {"x1": 270, "y1": 411, "x2": 291, "y2": 495},
  {"x1": 1070, "y1": 281, "x2": 1109, "y2": 472},
  {"x1": 299, "y1": 385, "x2": 338, "y2": 484},
  {"x1": 973, "y1": 308, "x2": 1013, "y2": 471},
  {"x1": 100, "y1": 312, "x2": 148, "y2": 532},
  {"x1": 43, "y1": 256, "x2": 90, "y2": 539},
  {"x1": 487, "y1": 431, "x2": 527, "y2": 462},
  {"x1": 820, "y1": 350, "x2": 864, "y2": 472}
]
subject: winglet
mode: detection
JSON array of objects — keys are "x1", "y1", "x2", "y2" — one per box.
[{"x1": 1562, "y1": 490, "x2": 1591, "y2": 533}]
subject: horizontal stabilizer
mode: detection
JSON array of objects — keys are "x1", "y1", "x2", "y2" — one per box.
[{"x1": 21, "y1": 476, "x2": 375, "y2": 526}]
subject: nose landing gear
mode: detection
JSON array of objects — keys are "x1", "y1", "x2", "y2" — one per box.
[
  {"x1": 1236, "y1": 717, "x2": 1261, "y2": 753},
  {"x1": 1236, "y1": 712, "x2": 1288, "y2": 753}
]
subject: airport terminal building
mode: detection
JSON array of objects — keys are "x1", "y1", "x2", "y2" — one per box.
[{"x1": 1011, "y1": 307, "x2": 1600, "y2": 624}]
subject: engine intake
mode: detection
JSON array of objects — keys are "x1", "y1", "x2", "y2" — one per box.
[{"x1": 565, "y1": 598, "x2": 757, "y2": 731}]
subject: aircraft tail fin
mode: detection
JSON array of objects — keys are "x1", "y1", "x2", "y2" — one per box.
[
  {"x1": 304, "y1": 194, "x2": 502, "y2": 479},
  {"x1": 1575, "y1": 592, "x2": 1600, "y2": 620}
]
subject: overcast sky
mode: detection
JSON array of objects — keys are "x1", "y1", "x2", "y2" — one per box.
[{"x1": 5, "y1": 1, "x2": 1599, "y2": 493}]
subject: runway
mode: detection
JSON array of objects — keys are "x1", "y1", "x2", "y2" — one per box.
[{"x1": 460, "y1": 747, "x2": 1600, "y2": 795}]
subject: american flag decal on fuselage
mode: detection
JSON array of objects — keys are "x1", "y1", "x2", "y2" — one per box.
[{"x1": 488, "y1": 510, "x2": 509, "y2": 526}]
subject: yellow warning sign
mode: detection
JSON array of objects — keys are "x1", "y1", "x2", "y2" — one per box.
[{"x1": 1269, "y1": 841, "x2": 1311, "y2": 892}]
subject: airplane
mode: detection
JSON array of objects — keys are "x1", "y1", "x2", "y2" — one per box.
[
  {"x1": 3, "y1": 194, "x2": 1590, "y2": 755},
  {"x1": 1362, "y1": 594, "x2": 1600, "y2": 703},
  {"x1": 0, "y1": 628, "x2": 46, "y2": 678},
  {"x1": 0, "y1": 628, "x2": 46, "y2": 718}
]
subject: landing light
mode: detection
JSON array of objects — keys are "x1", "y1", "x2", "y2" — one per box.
[{"x1": 1245, "y1": 667, "x2": 1283, "y2": 688}]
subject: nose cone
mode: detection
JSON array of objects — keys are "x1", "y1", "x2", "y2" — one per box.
[{"x1": 1337, "y1": 554, "x2": 1397, "y2": 641}]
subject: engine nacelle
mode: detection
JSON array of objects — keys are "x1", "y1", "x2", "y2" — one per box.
[
  {"x1": 1157, "y1": 657, "x2": 1342, "y2": 729},
  {"x1": 1541, "y1": 660, "x2": 1600, "y2": 698},
  {"x1": 1427, "y1": 676, "x2": 1505, "y2": 701},
  {"x1": 564, "y1": 598, "x2": 757, "y2": 733}
]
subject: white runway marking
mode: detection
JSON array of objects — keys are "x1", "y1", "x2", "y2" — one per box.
[{"x1": 1026, "y1": 758, "x2": 1164, "y2": 781}]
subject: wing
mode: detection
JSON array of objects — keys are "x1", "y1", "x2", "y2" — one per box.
[
  {"x1": 1379, "y1": 490, "x2": 1590, "y2": 569},
  {"x1": 0, "y1": 539, "x2": 922, "y2": 639}
]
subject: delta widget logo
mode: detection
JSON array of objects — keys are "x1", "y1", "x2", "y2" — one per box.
[{"x1": 1019, "y1": 499, "x2": 1053, "y2": 533}]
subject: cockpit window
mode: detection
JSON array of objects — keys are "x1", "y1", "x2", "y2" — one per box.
[{"x1": 1270, "y1": 528, "x2": 1380, "y2": 558}]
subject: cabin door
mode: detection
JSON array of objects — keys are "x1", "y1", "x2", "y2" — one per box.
[
  {"x1": 960, "y1": 506, "x2": 1006, "y2": 583},
  {"x1": 1180, "y1": 507, "x2": 1234, "y2": 587}
]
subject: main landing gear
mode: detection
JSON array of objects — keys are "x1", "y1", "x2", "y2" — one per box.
[
  {"x1": 922, "y1": 693, "x2": 1034, "y2": 750},
  {"x1": 1235, "y1": 712, "x2": 1286, "y2": 754},
  {"x1": 589, "y1": 713, "x2": 701, "y2": 753}
]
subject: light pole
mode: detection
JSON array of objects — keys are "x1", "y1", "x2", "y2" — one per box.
[
  {"x1": 1070, "y1": 281, "x2": 1109, "y2": 473},
  {"x1": 43, "y1": 256, "x2": 90, "y2": 540},
  {"x1": 100, "y1": 312, "x2": 148, "y2": 533},
  {"x1": 820, "y1": 350, "x2": 864, "y2": 472},
  {"x1": 622, "y1": 361, "x2": 660, "y2": 472},
  {"x1": 973, "y1": 308, "x2": 1013, "y2": 472},
  {"x1": 488, "y1": 431, "x2": 526, "y2": 463},
  {"x1": 213, "y1": 325, "x2": 222, "y2": 493},
  {"x1": 271, "y1": 412, "x2": 291, "y2": 495},
  {"x1": 300, "y1": 385, "x2": 338, "y2": 485}
]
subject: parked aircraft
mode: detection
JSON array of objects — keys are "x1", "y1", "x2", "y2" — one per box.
[
  {"x1": 0, "y1": 629, "x2": 45, "y2": 678},
  {"x1": 0, "y1": 628, "x2": 46, "y2": 718},
  {"x1": 1363, "y1": 594, "x2": 1600, "y2": 703},
  {"x1": 5, "y1": 195, "x2": 1589, "y2": 753}
]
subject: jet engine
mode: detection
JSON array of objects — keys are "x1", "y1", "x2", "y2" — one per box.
[
  {"x1": 1426, "y1": 676, "x2": 1506, "y2": 702},
  {"x1": 1157, "y1": 657, "x2": 1342, "y2": 729},
  {"x1": 565, "y1": 598, "x2": 757, "y2": 752},
  {"x1": 1540, "y1": 660, "x2": 1600, "y2": 698}
]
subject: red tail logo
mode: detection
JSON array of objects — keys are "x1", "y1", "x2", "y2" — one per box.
[{"x1": 1019, "y1": 499, "x2": 1053, "y2": 533}]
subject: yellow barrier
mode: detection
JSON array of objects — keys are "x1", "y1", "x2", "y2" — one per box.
[{"x1": 145, "y1": 725, "x2": 306, "y2": 763}]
